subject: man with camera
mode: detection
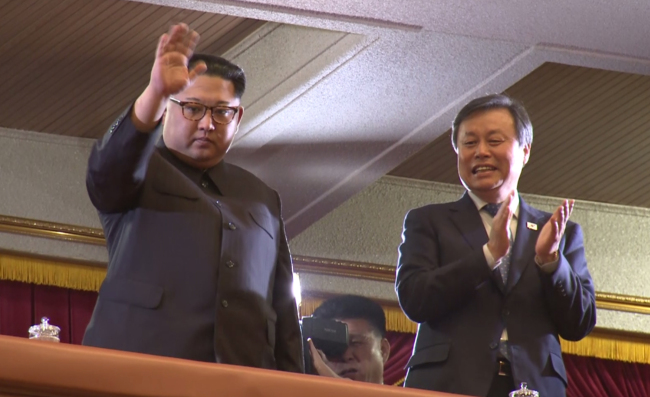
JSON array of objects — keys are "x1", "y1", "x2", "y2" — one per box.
[{"x1": 305, "y1": 295, "x2": 390, "y2": 384}]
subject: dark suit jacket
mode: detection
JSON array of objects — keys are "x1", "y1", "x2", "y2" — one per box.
[
  {"x1": 396, "y1": 193, "x2": 596, "y2": 396},
  {"x1": 82, "y1": 107, "x2": 304, "y2": 373}
]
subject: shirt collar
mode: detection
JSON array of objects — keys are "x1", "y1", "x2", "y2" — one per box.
[{"x1": 467, "y1": 190, "x2": 520, "y2": 219}]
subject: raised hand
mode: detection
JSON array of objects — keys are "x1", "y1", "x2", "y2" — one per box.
[
  {"x1": 132, "y1": 23, "x2": 207, "y2": 132},
  {"x1": 487, "y1": 191, "x2": 516, "y2": 261},
  {"x1": 535, "y1": 199, "x2": 574, "y2": 263},
  {"x1": 149, "y1": 23, "x2": 206, "y2": 98}
]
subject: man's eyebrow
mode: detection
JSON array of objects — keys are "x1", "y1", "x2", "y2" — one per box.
[
  {"x1": 185, "y1": 97, "x2": 232, "y2": 106},
  {"x1": 462, "y1": 130, "x2": 506, "y2": 137}
]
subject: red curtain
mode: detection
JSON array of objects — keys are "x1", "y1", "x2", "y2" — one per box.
[
  {"x1": 2, "y1": 279, "x2": 650, "y2": 397},
  {"x1": 565, "y1": 353, "x2": 650, "y2": 397},
  {"x1": 0, "y1": 280, "x2": 96, "y2": 344},
  {"x1": 384, "y1": 331, "x2": 416, "y2": 385},
  {"x1": 381, "y1": 329, "x2": 650, "y2": 396}
]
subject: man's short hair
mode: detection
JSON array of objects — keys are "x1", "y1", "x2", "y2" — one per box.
[
  {"x1": 188, "y1": 54, "x2": 246, "y2": 99},
  {"x1": 451, "y1": 94, "x2": 533, "y2": 152},
  {"x1": 313, "y1": 295, "x2": 387, "y2": 338}
]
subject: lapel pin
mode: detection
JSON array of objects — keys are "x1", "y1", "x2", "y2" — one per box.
[{"x1": 526, "y1": 222, "x2": 538, "y2": 231}]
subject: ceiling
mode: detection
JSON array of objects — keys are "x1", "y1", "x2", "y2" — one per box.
[
  {"x1": 0, "y1": 0, "x2": 264, "y2": 138},
  {"x1": 2, "y1": 0, "x2": 650, "y2": 239},
  {"x1": 390, "y1": 62, "x2": 650, "y2": 208}
]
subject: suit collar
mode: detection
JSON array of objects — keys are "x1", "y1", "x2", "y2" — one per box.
[
  {"x1": 466, "y1": 190, "x2": 520, "y2": 219},
  {"x1": 156, "y1": 137, "x2": 229, "y2": 195},
  {"x1": 205, "y1": 161, "x2": 233, "y2": 196},
  {"x1": 449, "y1": 193, "x2": 489, "y2": 252}
]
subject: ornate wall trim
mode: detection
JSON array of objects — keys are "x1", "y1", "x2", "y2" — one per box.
[
  {"x1": 294, "y1": 256, "x2": 650, "y2": 316},
  {"x1": 2, "y1": 214, "x2": 649, "y2": 316},
  {"x1": 0, "y1": 215, "x2": 104, "y2": 246}
]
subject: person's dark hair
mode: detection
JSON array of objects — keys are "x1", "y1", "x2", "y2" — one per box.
[
  {"x1": 451, "y1": 94, "x2": 532, "y2": 152},
  {"x1": 313, "y1": 295, "x2": 386, "y2": 338},
  {"x1": 188, "y1": 54, "x2": 246, "y2": 99}
]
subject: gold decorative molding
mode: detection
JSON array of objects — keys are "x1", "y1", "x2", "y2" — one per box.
[
  {"x1": 293, "y1": 255, "x2": 395, "y2": 282},
  {"x1": 293, "y1": 255, "x2": 650, "y2": 316},
  {"x1": 596, "y1": 292, "x2": 650, "y2": 315},
  {"x1": 1, "y1": 214, "x2": 650, "y2": 317},
  {"x1": 0, "y1": 215, "x2": 105, "y2": 246}
]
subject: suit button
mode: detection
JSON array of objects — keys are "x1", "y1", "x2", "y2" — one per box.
[
  {"x1": 226, "y1": 260, "x2": 235, "y2": 268},
  {"x1": 228, "y1": 222, "x2": 237, "y2": 230},
  {"x1": 489, "y1": 342, "x2": 498, "y2": 349},
  {"x1": 221, "y1": 300, "x2": 228, "y2": 308}
]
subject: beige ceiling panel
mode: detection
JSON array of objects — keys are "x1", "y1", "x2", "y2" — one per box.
[{"x1": 0, "y1": 0, "x2": 265, "y2": 138}]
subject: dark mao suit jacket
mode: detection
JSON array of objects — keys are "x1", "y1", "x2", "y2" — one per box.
[
  {"x1": 83, "y1": 107, "x2": 303, "y2": 373},
  {"x1": 396, "y1": 193, "x2": 596, "y2": 396}
]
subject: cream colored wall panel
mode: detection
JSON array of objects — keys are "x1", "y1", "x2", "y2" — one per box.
[
  {"x1": 298, "y1": 273, "x2": 397, "y2": 302},
  {"x1": 291, "y1": 176, "x2": 650, "y2": 301},
  {"x1": 0, "y1": 128, "x2": 97, "y2": 227}
]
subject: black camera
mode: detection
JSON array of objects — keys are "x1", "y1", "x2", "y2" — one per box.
[{"x1": 300, "y1": 316, "x2": 349, "y2": 375}]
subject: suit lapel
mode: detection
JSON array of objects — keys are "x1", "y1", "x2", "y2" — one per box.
[
  {"x1": 506, "y1": 197, "x2": 542, "y2": 293},
  {"x1": 449, "y1": 193, "x2": 488, "y2": 251},
  {"x1": 449, "y1": 193, "x2": 507, "y2": 292}
]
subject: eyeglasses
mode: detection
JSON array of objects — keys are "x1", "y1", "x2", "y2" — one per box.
[{"x1": 169, "y1": 98, "x2": 240, "y2": 125}]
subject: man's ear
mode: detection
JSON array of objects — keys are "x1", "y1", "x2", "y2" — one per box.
[
  {"x1": 234, "y1": 106, "x2": 245, "y2": 134},
  {"x1": 522, "y1": 143, "x2": 531, "y2": 166},
  {"x1": 380, "y1": 338, "x2": 390, "y2": 364}
]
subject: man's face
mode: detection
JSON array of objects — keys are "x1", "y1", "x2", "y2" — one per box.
[
  {"x1": 162, "y1": 74, "x2": 243, "y2": 169},
  {"x1": 456, "y1": 108, "x2": 530, "y2": 203},
  {"x1": 325, "y1": 318, "x2": 390, "y2": 384}
]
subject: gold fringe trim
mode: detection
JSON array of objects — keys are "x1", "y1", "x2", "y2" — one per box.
[
  {"x1": 301, "y1": 297, "x2": 650, "y2": 364},
  {"x1": 299, "y1": 297, "x2": 323, "y2": 318},
  {"x1": 0, "y1": 252, "x2": 105, "y2": 292},
  {"x1": 392, "y1": 377, "x2": 405, "y2": 386},
  {"x1": 3, "y1": 255, "x2": 650, "y2": 364},
  {"x1": 384, "y1": 307, "x2": 418, "y2": 334},
  {"x1": 560, "y1": 332, "x2": 650, "y2": 364}
]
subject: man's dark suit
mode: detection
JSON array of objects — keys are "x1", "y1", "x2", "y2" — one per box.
[
  {"x1": 82, "y1": 107, "x2": 304, "y2": 373},
  {"x1": 396, "y1": 193, "x2": 596, "y2": 396}
]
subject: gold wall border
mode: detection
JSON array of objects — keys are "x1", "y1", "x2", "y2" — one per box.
[
  {"x1": 293, "y1": 256, "x2": 395, "y2": 282},
  {"x1": 0, "y1": 215, "x2": 105, "y2": 246},
  {"x1": 1, "y1": 214, "x2": 649, "y2": 316},
  {"x1": 293, "y1": 255, "x2": 650, "y2": 316}
]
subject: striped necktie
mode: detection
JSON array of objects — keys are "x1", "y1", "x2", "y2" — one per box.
[{"x1": 483, "y1": 203, "x2": 511, "y2": 284}]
